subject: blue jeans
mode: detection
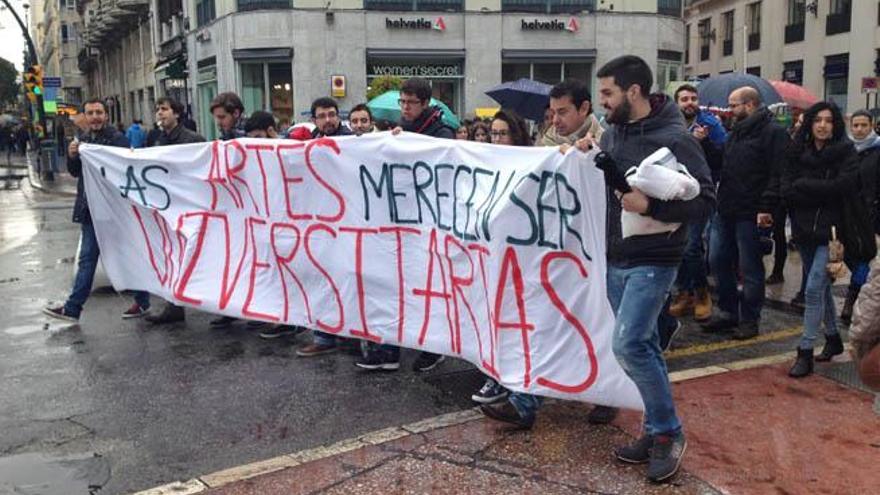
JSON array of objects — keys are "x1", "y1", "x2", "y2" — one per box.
[
  {"x1": 709, "y1": 215, "x2": 765, "y2": 323},
  {"x1": 64, "y1": 221, "x2": 150, "y2": 317},
  {"x1": 312, "y1": 331, "x2": 338, "y2": 347},
  {"x1": 798, "y1": 244, "x2": 837, "y2": 349},
  {"x1": 608, "y1": 264, "x2": 682, "y2": 436},
  {"x1": 675, "y1": 216, "x2": 710, "y2": 291}
]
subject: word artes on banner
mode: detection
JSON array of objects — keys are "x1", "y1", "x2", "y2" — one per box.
[{"x1": 80, "y1": 133, "x2": 643, "y2": 410}]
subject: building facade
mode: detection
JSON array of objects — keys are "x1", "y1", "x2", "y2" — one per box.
[
  {"x1": 684, "y1": 0, "x2": 876, "y2": 113},
  {"x1": 30, "y1": 0, "x2": 88, "y2": 106},
  {"x1": 185, "y1": 0, "x2": 685, "y2": 139}
]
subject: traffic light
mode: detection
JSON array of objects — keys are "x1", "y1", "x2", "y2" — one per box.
[
  {"x1": 22, "y1": 65, "x2": 43, "y2": 101},
  {"x1": 32, "y1": 65, "x2": 43, "y2": 96}
]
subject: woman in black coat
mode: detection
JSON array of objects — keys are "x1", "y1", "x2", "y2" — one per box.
[{"x1": 782, "y1": 102, "x2": 860, "y2": 377}]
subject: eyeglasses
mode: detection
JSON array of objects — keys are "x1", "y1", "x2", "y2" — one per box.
[
  {"x1": 398, "y1": 98, "x2": 423, "y2": 107},
  {"x1": 490, "y1": 130, "x2": 509, "y2": 137}
]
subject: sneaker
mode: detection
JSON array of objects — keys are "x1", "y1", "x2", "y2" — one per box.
[
  {"x1": 615, "y1": 434, "x2": 653, "y2": 464},
  {"x1": 43, "y1": 305, "x2": 79, "y2": 322},
  {"x1": 210, "y1": 316, "x2": 238, "y2": 328},
  {"x1": 259, "y1": 325, "x2": 307, "y2": 339},
  {"x1": 413, "y1": 352, "x2": 446, "y2": 372},
  {"x1": 732, "y1": 321, "x2": 759, "y2": 340},
  {"x1": 296, "y1": 343, "x2": 337, "y2": 357},
  {"x1": 659, "y1": 320, "x2": 681, "y2": 352},
  {"x1": 587, "y1": 405, "x2": 619, "y2": 424},
  {"x1": 480, "y1": 401, "x2": 534, "y2": 430},
  {"x1": 355, "y1": 351, "x2": 401, "y2": 371},
  {"x1": 790, "y1": 292, "x2": 805, "y2": 310},
  {"x1": 471, "y1": 379, "x2": 509, "y2": 404},
  {"x1": 647, "y1": 432, "x2": 688, "y2": 483},
  {"x1": 121, "y1": 303, "x2": 150, "y2": 319}
]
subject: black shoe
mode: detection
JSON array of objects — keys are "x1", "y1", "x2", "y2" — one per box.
[
  {"x1": 210, "y1": 316, "x2": 238, "y2": 328},
  {"x1": 246, "y1": 320, "x2": 269, "y2": 329},
  {"x1": 840, "y1": 286, "x2": 860, "y2": 324},
  {"x1": 471, "y1": 379, "x2": 509, "y2": 404},
  {"x1": 815, "y1": 333, "x2": 844, "y2": 362},
  {"x1": 788, "y1": 347, "x2": 814, "y2": 378},
  {"x1": 413, "y1": 352, "x2": 445, "y2": 372},
  {"x1": 480, "y1": 401, "x2": 534, "y2": 430},
  {"x1": 587, "y1": 405, "x2": 619, "y2": 425},
  {"x1": 766, "y1": 273, "x2": 785, "y2": 285},
  {"x1": 615, "y1": 434, "x2": 653, "y2": 464},
  {"x1": 659, "y1": 320, "x2": 681, "y2": 352},
  {"x1": 355, "y1": 351, "x2": 400, "y2": 371},
  {"x1": 700, "y1": 315, "x2": 737, "y2": 334},
  {"x1": 259, "y1": 325, "x2": 307, "y2": 339},
  {"x1": 732, "y1": 321, "x2": 759, "y2": 340},
  {"x1": 790, "y1": 292, "x2": 805, "y2": 310},
  {"x1": 647, "y1": 432, "x2": 687, "y2": 482},
  {"x1": 145, "y1": 304, "x2": 185, "y2": 324}
]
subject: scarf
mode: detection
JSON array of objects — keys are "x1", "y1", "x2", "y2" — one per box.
[
  {"x1": 852, "y1": 131, "x2": 880, "y2": 153},
  {"x1": 541, "y1": 114, "x2": 604, "y2": 147}
]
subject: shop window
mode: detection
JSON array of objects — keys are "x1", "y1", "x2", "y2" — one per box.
[
  {"x1": 501, "y1": 0, "x2": 595, "y2": 14},
  {"x1": 501, "y1": 61, "x2": 592, "y2": 86},
  {"x1": 240, "y1": 62, "x2": 293, "y2": 124},
  {"x1": 197, "y1": 62, "x2": 218, "y2": 140},
  {"x1": 367, "y1": 59, "x2": 464, "y2": 115},
  {"x1": 364, "y1": 0, "x2": 463, "y2": 11}
]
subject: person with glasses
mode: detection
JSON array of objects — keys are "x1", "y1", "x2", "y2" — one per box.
[
  {"x1": 355, "y1": 77, "x2": 452, "y2": 372},
  {"x1": 310, "y1": 97, "x2": 352, "y2": 139}
]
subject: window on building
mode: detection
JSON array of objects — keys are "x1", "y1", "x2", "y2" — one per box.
[
  {"x1": 783, "y1": 60, "x2": 803, "y2": 85},
  {"x1": 59, "y1": 0, "x2": 74, "y2": 9},
  {"x1": 698, "y1": 18, "x2": 711, "y2": 61},
  {"x1": 237, "y1": 0, "x2": 291, "y2": 10},
  {"x1": 240, "y1": 62, "x2": 293, "y2": 124},
  {"x1": 747, "y1": 2, "x2": 761, "y2": 51},
  {"x1": 61, "y1": 23, "x2": 69, "y2": 43},
  {"x1": 785, "y1": 0, "x2": 805, "y2": 43},
  {"x1": 364, "y1": 0, "x2": 464, "y2": 11},
  {"x1": 657, "y1": 0, "x2": 682, "y2": 17},
  {"x1": 501, "y1": 61, "x2": 591, "y2": 85},
  {"x1": 499, "y1": 0, "x2": 593, "y2": 14},
  {"x1": 657, "y1": 51, "x2": 683, "y2": 92},
  {"x1": 824, "y1": 53, "x2": 849, "y2": 110},
  {"x1": 826, "y1": 0, "x2": 851, "y2": 35},
  {"x1": 197, "y1": 0, "x2": 216, "y2": 26},
  {"x1": 722, "y1": 10, "x2": 734, "y2": 57},
  {"x1": 746, "y1": 66, "x2": 761, "y2": 77},
  {"x1": 685, "y1": 24, "x2": 691, "y2": 64}
]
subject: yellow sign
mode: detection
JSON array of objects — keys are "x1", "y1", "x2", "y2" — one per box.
[{"x1": 331, "y1": 75, "x2": 346, "y2": 98}]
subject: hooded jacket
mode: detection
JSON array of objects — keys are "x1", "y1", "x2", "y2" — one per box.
[
  {"x1": 781, "y1": 140, "x2": 859, "y2": 246},
  {"x1": 68, "y1": 125, "x2": 129, "y2": 224},
  {"x1": 599, "y1": 94, "x2": 715, "y2": 267},
  {"x1": 718, "y1": 108, "x2": 789, "y2": 219},
  {"x1": 400, "y1": 106, "x2": 455, "y2": 139}
]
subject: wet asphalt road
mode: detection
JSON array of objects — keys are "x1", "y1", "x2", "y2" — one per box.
[{"x1": 0, "y1": 180, "x2": 804, "y2": 494}]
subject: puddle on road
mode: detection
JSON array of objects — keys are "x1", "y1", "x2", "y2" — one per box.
[{"x1": 0, "y1": 452, "x2": 109, "y2": 494}]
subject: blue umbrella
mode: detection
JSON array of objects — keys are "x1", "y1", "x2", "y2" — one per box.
[
  {"x1": 485, "y1": 79, "x2": 552, "y2": 121},
  {"x1": 697, "y1": 73, "x2": 782, "y2": 108}
]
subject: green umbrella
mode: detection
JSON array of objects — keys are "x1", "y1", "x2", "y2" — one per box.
[{"x1": 367, "y1": 90, "x2": 460, "y2": 129}]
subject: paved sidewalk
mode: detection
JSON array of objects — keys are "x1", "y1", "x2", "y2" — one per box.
[{"x1": 139, "y1": 356, "x2": 879, "y2": 495}]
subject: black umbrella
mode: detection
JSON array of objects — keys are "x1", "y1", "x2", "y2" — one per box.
[
  {"x1": 485, "y1": 79, "x2": 552, "y2": 121},
  {"x1": 697, "y1": 73, "x2": 782, "y2": 108}
]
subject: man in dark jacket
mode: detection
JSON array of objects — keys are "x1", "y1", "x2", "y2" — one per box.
[
  {"x1": 397, "y1": 78, "x2": 454, "y2": 139},
  {"x1": 146, "y1": 97, "x2": 206, "y2": 324},
  {"x1": 703, "y1": 87, "x2": 788, "y2": 340},
  {"x1": 211, "y1": 92, "x2": 247, "y2": 141},
  {"x1": 309, "y1": 97, "x2": 352, "y2": 138},
  {"x1": 43, "y1": 99, "x2": 152, "y2": 322}
]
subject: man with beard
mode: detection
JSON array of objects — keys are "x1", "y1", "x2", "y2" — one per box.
[
  {"x1": 210, "y1": 92, "x2": 247, "y2": 141},
  {"x1": 348, "y1": 104, "x2": 375, "y2": 136},
  {"x1": 702, "y1": 87, "x2": 788, "y2": 340},
  {"x1": 309, "y1": 97, "x2": 352, "y2": 139},
  {"x1": 665, "y1": 85, "x2": 726, "y2": 325}
]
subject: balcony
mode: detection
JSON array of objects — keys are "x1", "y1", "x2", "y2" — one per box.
[
  {"x1": 784, "y1": 23, "x2": 804, "y2": 43},
  {"x1": 237, "y1": 0, "x2": 291, "y2": 11},
  {"x1": 117, "y1": 0, "x2": 149, "y2": 10},
  {"x1": 722, "y1": 39, "x2": 732, "y2": 56},
  {"x1": 748, "y1": 32, "x2": 760, "y2": 51},
  {"x1": 826, "y1": 13, "x2": 851, "y2": 36},
  {"x1": 77, "y1": 47, "x2": 98, "y2": 73}
]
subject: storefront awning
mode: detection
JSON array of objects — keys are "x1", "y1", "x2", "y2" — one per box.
[
  {"x1": 366, "y1": 48, "x2": 466, "y2": 60},
  {"x1": 232, "y1": 48, "x2": 294, "y2": 60},
  {"x1": 502, "y1": 49, "x2": 597, "y2": 61}
]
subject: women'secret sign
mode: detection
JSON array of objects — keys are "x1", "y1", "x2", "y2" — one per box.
[{"x1": 81, "y1": 133, "x2": 642, "y2": 410}]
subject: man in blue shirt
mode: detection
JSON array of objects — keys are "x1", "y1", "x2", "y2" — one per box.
[{"x1": 125, "y1": 119, "x2": 146, "y2": 148}]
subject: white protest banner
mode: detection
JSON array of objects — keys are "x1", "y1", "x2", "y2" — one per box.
[{"x1": 81, "y1": 133, "x2": 642, "y2": 410}]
